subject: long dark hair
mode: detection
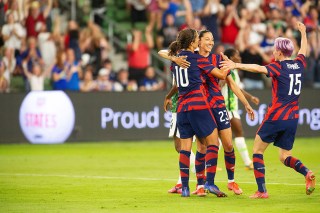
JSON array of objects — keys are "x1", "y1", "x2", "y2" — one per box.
[
  {"x1": 168, "y1": 28, "x2": 197, "y2": 56},
  {"x1": 198, "y1": 29, "x2": 211, "y2": 40},
  {"x1": 224, "y1": 48, "x2": 238, "y2": 59}
]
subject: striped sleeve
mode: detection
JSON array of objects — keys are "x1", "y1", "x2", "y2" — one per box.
[
  {"x1": 197, "y1": 57, "x2": 215, "y2": 75},
  {"x1": 294, "y1": 54, "x2": 306, "y2": 68},
  {"x1": 265, "y1": 61, "x2": 281, "y2": 78}
]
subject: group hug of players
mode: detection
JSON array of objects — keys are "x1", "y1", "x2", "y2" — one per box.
[{"x1": 159, "y1": 21, "x2": 315, "y2": 199}]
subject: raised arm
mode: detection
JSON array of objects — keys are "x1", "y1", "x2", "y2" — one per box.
[
  {"x1": 296, "y1": 21, "x2": 307, "y2": 56},
  {"x1": 22, "y1": 61, "x2": 32, "y2": 79},
  {"x1": 43, "y1": 0, "x2": 53, "y2": 19},
  {"x1": 220, "y1": 52, "x2": 268, "y2": 75},
  {"x1": 226, "y1": 75, "x2": 255, "y2": 120}
]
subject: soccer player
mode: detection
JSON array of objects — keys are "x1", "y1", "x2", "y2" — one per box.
[
  {"x1": 221, "y1": 48, "x2": 260, "y2": 170},
  {"x1": 160, "y1": 30, "x2": 255, "y2": 196},
  {"x1": 220, "y1": 21, "x2": 316, "y2": 198},
  {"x1": 166, "y1": 76, "x2": 198, "y2": 194},
  {"x1": 165, "y1": 28, "x2": 227, "y2": 197}
]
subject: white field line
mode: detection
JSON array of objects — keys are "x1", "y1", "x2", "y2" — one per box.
[{"x1": 0, "y1": 173, "x2": 305, "y2": 186}]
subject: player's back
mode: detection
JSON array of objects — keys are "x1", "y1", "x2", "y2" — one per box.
[
  {"x1": 265, "y1": 54, "x2": 306, "y2": 121},
  {"x1": 171, "y1": 50, "x2": 212, "y2": 112}
]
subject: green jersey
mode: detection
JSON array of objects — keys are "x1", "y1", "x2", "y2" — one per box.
[
  {"x1": 171, "y1": 92, "x2": 178, "y2": 113},
  {"x1": 221, "y1": 69, "x2": 240, "y2": 112}
]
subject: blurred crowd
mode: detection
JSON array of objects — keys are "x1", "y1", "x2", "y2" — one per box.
[
  {"x1": 0, "y1": 0, "x2": 319, "y2": 93},
  {"x1": 127, "y1": 0, "x2": 320, "y2": 89},
  {"x1": 0, "y1": 0, "x2": 164, "y2": 93}
]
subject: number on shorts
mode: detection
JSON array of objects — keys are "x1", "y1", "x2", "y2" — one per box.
[{"x1": 218, "y1": 110, "x2": 229, "y2": 122}]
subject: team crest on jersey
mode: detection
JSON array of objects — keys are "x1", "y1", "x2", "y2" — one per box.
[{"x1": 287, "y1": 63, "x2": 300, "y2": 69}]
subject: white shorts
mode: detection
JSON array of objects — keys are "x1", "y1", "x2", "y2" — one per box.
[
  {"x1": 168, "y1": 112, "x2": 180, "y2": 138},
  {"x1": 228, "y1": 110, "x2": 241, "y2": 120}
]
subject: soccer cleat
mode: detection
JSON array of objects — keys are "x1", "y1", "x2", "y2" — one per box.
[
  {"x1": 168, "y1": 184, "x2": 182, "y2": 194},
  {"x1": 191, "y1": 185, "x2": 198, "y2": 195},
  {"x1": 227, "y1": 182, "x2": 243, "y2": 195},
  {"x1": 191, "y1": 185, "x2": 207, "y2": 197},
  {"x1": 249, "y1": 191, "x2": 269, "y2": 199},
  {"x1": 204, "y1": 183, "x2": 227, "y2": 197},
  {"x1": 245, "y1": 162, "x2": 254, "y2": 170},
  {"x1": 305, "y1": 171, "x2": 316, "y2": 195},
  {"x1": 181, "y1": 187, "x2": 190, "y2": 197}
]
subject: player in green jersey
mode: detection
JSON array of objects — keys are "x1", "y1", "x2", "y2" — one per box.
[{"x1": 221, "y1": 48, "x2": 260, "y2": 170}]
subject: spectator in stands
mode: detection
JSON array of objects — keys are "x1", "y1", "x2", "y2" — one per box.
[
  {"x1": 267, "y1": 8, "x2": 286, "y2": 36},
  {"x1": 2, "y1": 47, "x2": 16, "y2": 92},
  {"x1": 80, "y1": 66, "x2": 97, "y2": 92},
  {"x1": 239, "y1": 42, "x2": 266, "y2": 90},
  {"x1": 65, "y1": 20, "x2": 82, "y2": 61},
  {"x1": 102, "y1": 58, "x2": 116, "y2": 81},
  {"x1": 200, "y1": 0, "x2": 225, "y2": 43},
  {"x1": 127, "y1": 28, "x2": 154, "y2": 83},
  {"x1": 20, "y1": 37, "x2": 44, "y2": 91},
  {"x1": 114, "y1": 68, "x2": 138, "y2": 92},
  {"x1": 260, "y1": 24, "x2": 276, "y2": 54},
  {"x1": 65, "y1": 48, "x2": 82, "y2": 91},
  {"x1": 1, "y1": 11, "x2": 26, "y2": 55},
  {"x1": 139, "y1": 66, "x2": 163, "y2": 91},
  {"x1": 146, "y1": 0, "x2": 166, "y2": 31},
  {"x1": 38, "y1": 23, "x2": 56, "y2": 76},
  {"x1": 52, "y1": 49, "x2": 67, "y2": 90},
  {"x1": 96, "y1": 68, "x2": 113, "y2": 92},
  {"x1": 174, "y1": 0, "x2": 193, "y2": 29},
  {"x1": 25, "y1": 0, "x2": 52, "y2": 38},
  {"x1": 126, "y1": 0, "x2": 149, "y2": 28},
  {"x1": 191, "y1": 16, "x2": 206, "y2": 31},
  {"x1": 22, "y1": 61, "x2": 50, "y2": 91},
  {"x1": 0, "y1": 61, "x2": 9, "y2": 93},
  {"x1": 189, "y1": 0, "x2": 205, "y2": 17},
  {"x1": 84, "y1": 22, "x2": 110, "y2": 75},
  {"x1": 6, "y1": 0, "x2": 24, "y2": 23},
  {"x1": 220, "y1": 1, "x2": 240, "y2": 45},
  {"x1": 156, "y1": 13, "x2": 179, "y2": 49}
]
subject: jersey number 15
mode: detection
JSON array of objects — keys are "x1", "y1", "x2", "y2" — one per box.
[
  {"x1": 175, "y1": 66, "x2": 189, "y2": 87},
  {"x1": 288, "y1": 73, "x2": 301, "y2": 95}
]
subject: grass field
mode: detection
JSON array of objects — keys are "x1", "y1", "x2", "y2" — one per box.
[{"x1": 0, "y1": 138, "x2": 319, "y2": 213}]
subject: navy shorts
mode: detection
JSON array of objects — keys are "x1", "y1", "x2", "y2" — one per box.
[
  {"x1": 211, "y1": 107, "x2": 231, "y2": 131},
  {"x1": 177, "y1": 109, "x2": 217, "y2": 139},
  {"x1": 257, "y1": 119, "x2": 298, "y2": 150}
]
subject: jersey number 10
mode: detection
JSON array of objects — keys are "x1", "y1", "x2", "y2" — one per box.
[
  {"x1": 175, "y1": 66, "x2": 190, "y2": 87},
  {"x1": 288, "y1": 73, "x2": 301, "y2": 95}
]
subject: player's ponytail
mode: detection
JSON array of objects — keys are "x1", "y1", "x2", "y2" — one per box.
[
  {"x1": 168, "y1": 41, "x2": 180, "y2": 56},
  {"x1": 168, "y1": 28, "x2": 197, "y2": 56}
]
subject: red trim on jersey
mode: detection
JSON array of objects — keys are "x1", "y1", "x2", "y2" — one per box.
[{"x1": 268, "y1": 64, "x2": 281, "y2": 76}]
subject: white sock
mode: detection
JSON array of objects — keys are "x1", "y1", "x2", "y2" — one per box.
[
  {"x1": 190, "y1": 150, "x2": 196, "y2": 173},
  {"x1": 235, "y1": 137, "x2": 252, "y2": 166}
]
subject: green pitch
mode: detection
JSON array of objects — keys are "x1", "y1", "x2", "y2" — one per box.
[{"x1": 0, "y1": 138, "x2": 319, "y2": 213}]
